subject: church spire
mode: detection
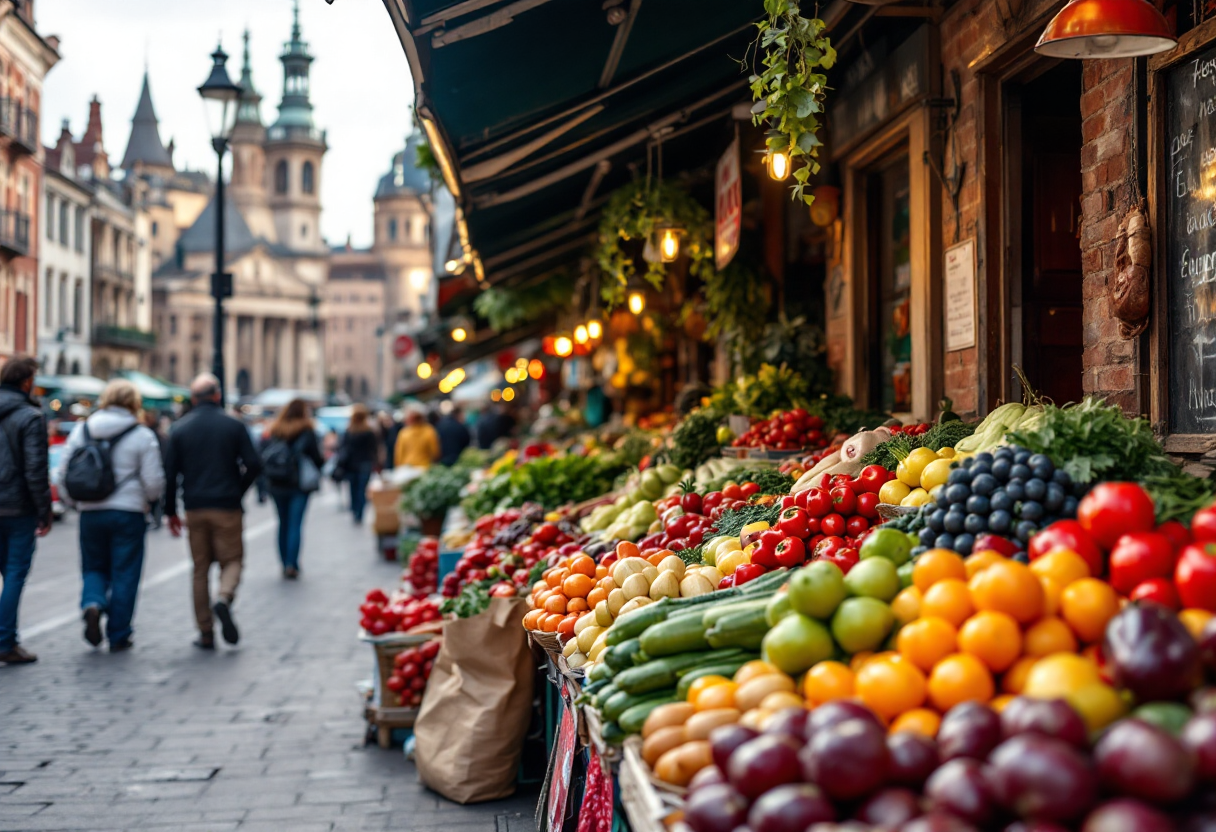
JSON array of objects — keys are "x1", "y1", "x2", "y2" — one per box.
[
  {"x1": 272, "y1": 0, "x2": 316, "y2": 135},
  {"x1": 120, "y1": 71, "x2": 173, "y2": 175},
  {"x1": 235, "y1": 28, "x2": 262, "y2": 127}
]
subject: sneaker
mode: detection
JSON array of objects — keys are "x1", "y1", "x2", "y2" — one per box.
[
  {"x1": 110, "y1": 638, "x2": 133, "y2": 653},
  {"x1": 283, "y1": 566, "x2": 299, "y2": 579},
  {"x1": 193, "y1": 632, "x2": 216, "y2": 650},
  {"x1": 0, "y1": 645, "x2": 37, "y2": 664},
  {"x1": 83, "y1": 606, "x2": 103, "y2": 647},
  {"x1": 213, "y1": 600, "x2": 239, "y2": 645}
]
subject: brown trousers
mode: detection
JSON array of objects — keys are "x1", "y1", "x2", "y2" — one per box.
[{"x1": 185, "y1": 509, "x2": 243, "y2": 634}]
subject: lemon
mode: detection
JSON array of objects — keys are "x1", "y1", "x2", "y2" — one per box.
[
  {"x1": 717, "y1": 548, "x2": 748, "y2": 575},
  {"x1": 897, "y1": 447, "x2": 941, "y2": 487},
  {"x1": 900, "y1": 488, "x2": 932, "y2": 507},
  {"x1": 919, "y1": 458, "x2": 954, "y2": 490},
  {"x1": 938, "y1": 447, "x2": 956, "y2": 459},
  {"x1": 879, "y1": 479, "x2": 912, "y2": 506}
]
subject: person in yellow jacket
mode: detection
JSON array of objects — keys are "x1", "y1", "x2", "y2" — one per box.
[{"x1": 394, "y1": 408, "x2": 440, "y2": 468}]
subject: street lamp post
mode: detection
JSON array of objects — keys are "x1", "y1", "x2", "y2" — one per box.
[{"x1": 197, "y1": 42, "x2": 242, "y2": 406}]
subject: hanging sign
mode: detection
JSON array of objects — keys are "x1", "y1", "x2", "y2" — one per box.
[
  {"x1": 944, "y1": 238, "x2": 976, "y2": 352},
  {"x1": 715, "y1": 137, "x2": 742, "y2": 270},
  {"x1": 392, "y1": 334, "x2": 415, "y2": 359}
]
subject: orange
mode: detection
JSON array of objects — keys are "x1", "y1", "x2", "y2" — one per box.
[
  {"x1": 964, "y1": 550, "x2": 1006, "y2": 578},
  {"x1": 566, "y1": 597, "x2": 589, "y2": 613},
  {"x1": 687, "y1": 675, "x2": 731, "y2": 702},
  {"x1": 990, "y1": 694, "x2": 1017, "y2": 713},
  {"x1": 920, "y1": 579, "x2": 975, "y2": 628},
  {"x1": 692, "y1": 681, "x2": 738, "y2": 711},
  {"x1": 969, "y1": 560, "x2": 1044, "y2": 625},
  {"x1": 897, "y1": 617, "x2": 959, "y2": 673},
  {"x1": 1039, "y1": 577, "x2": 1064, "y2": 618},
  {"x1": 1001, "y1": 655, "x2": 1038, "y2": 694},
  {"x1": 913, "y1": 549, "x2": 967, "y2": 592},
  {"x1": 1029, "y1": 549, "x2": 1091, "y2": 586},
  {"x1": 532, "y1": 580, "x2": 549, "y2": 595},
  {"x1": 927, "y1": 653, "x2": 995, "y2": 712},
  {"x1": 1060, "y1": 578, "x2": 1120, "y2": 643},
  {"x1": 594, "y1": 565, "x2": 609, "y2": 580},
  {"x1": 562, "y1": 573, "x2": 595, "y2": 598},
  {"x1": 543, "y1": 593, "x2": 568, "y2": 614},
  {"x1": 855, "y1": 655, "x2": 928, "y2": 720},
  {"x1": 958, "y1": 610, "x2": 1022, "y2": 673},
  {"x1": 1022, "y1": 616, "x2": 1078, "y2": 657},
  {"x1": 569, "y1": 555, "x2": 597, "y2": 578},
  {"x1": 891, "y1": 587, "x2": 923, "y2": 626},
  {"x1": 541, "y1": 613, "x2": 564, "y2": 632},
  {"x1": 557, "y1": 616, "x2": 577, "y2": 640},
  {"x1": 522, "y1": 609, "x2": 545, "y2": 630},
  {"x1": 1022, "y1": 653, "x2": 1102, "y2": 699},
  {"x1": 889, "y1": 708, "x2": 942, "y2": 737},
  {"x1": 534, "y1": 589, "x2": 553, "y2": 608},
  {"x1": 586, "y1": 588, "x2": 607, "y2": 608},
  {"x1": 734, "y1": 660, "x2": 782, "y2": 686},
  {"x1": 647, "y1": 549, "x2": 675, "y2": 567},
  {"x1": 616, "y1": 540, "x2": 640, "y2": 559},
  {"x1": 1180, "y1": 609, "x2": 1215, "y2": 640},
  {"x1": 803, "y1": 661, "x2": 855, "y2": 705},
  {"x1": 546, "y1": 568, "x2": 570, "y2": 590},
  {"x1": 850, "y1": 651, "x2": 876, "y2": 673}
]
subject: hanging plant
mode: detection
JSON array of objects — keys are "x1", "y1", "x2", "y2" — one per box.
[
  {"x1": 595, "y1": 179, "x2": 712, "y2": 308},
  {"x1": 746, "y1": 0, "x2": 835, "y2": 205},
  {"x1": 472, "y1": 277, "x2": 574, "y2": 332}
]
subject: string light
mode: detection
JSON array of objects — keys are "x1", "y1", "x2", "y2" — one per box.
[
  {"x1": 491, "y1": 389, "x2": 502, "y2": 402},
  {"x1": 504, "y1": 367, "x2": 519, "y2": 383},
  {"x1": 502, "y1": 387, "x2": 516, "y2": 402},
  {"x1": 527, "y1": 359, "x2": 544, "y2": 380},
  {"x1": 554, "y1": 336, "x2": 573, "y2": 357},
  {"x1": 416, "y1": 362, "x2": 433, "y2": 379},
  {"x1": 769, "y1": 150, "x2": 790, "y2": 181},
  {"x1": 574, "y1": 324, "x2": 589, "y2": 345},
  {"x1": 660, "y1": 227, "x2": 679, "y2": 262},
  {"x1": 444, "y1": 259, "x2": 461, "y2": 273},
  {"x1": 628, "y1": 291, "x2": 645, "y2": 315},
  {"x1": 587, "y1": 319, "x2": 603, "y2": 340},
  {"x1": 450, "y1": 326, "x2": 468, "y2": 342}
]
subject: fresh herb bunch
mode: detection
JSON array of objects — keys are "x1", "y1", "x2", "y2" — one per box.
[
  {"x1": 704, "y1": 467, "x2": 795, "y2": 496},
  {"x1": 719, "y1": 363, "x2": 810, "y2": 417},
  {"x1": 670, "y1": 409, "x2": 724, "y2": 471},
  {"x1": 713, "y1": 501, "x2": 783, "y2": 541},
  {"x1": 614, "y1": 430, "x2": 660, "y2": 468},
  {"x1": 473, "y1": 278, "x2": 574, "y2": 332},
  {"x1": 920, "y1": 420, "x2": 976, "y2": 451},
  {"x1": 401, "y1": 465, "x2": 472, "y2": 520},
  {"x1": 460, "y1": 470, "x2": 512, "y2": 520},
  {"x1": 745, "y1": 0, "x2": 836, "y2": 204},
  {"x1": 440, "y1": 578, "x2": 494, "y2": 618},
  {"x1": 860, "y1": 434, "x2": 915, "y2": 470},
  {"x1": 464, "y1": 454, "x2": 630, "y2": 515},
  {"x1": 1142, "y1": 469, "x2": 1216, "y2": 524},
  {"x1": 674, "y1": 545, "x2": 705, "y2": 566}
]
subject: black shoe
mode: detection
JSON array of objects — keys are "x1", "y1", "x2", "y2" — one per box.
[
  {"x1": 283, "y1": 566, "x2": 299, "y2": 579},
  {"x1": 193, "y1": 633, "x2": 215, "y2": 650},
  {"x1": 83, "y1": 607, "x2": 102, "y2": 647},
  {"x1": 0, "y1": 645, "x2": 37, "y2": 664},
  {"x1": 213, "y1": 600, "x2": 239, "y2": 645},
  {"x1": 110, "y1": 638, "x2": 133, "y2": 653}
]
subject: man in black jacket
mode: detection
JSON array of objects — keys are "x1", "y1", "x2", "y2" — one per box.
[
  {"x1": 0, "y1": 355, "x2": 51, "y2": 665},
  {"x1": 165, "y1": 374, "x2": 263, "y2": 650}
]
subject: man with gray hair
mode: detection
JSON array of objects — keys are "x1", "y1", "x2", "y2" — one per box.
[{"x1": 164, "y1": 374, "x2": 263, "y2": 650}]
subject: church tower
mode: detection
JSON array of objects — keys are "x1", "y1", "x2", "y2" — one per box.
[
  {"x1": 229, "y1": 30, "x2": 275, "y2": 241},
  {"x1": 264, "y1": 0, "x2": 326, "y2": 253},
  {"x1": 119, "y1": 74, "x2": 172, "y2": 180}
]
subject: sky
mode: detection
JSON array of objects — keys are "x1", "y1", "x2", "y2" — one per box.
[{"x1": 37, "y1": 0, "x2": 415, "y2": 249}]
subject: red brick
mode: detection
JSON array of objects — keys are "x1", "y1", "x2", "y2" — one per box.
[{"x1": 1080, "y1": 86, "x2": 1105, "y2": 118}]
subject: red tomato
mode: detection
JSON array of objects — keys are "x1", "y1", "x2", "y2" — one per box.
[
  {"x1": 722, "y1": 482, "x2": 744, "y2": 500},
  {"x1": 821, "y1": 546, "x2": 859, "y2": 575},
  {"x1": 1190, "y1": 505, "x2": 1216, "y2": 543},
  {"x1": 803, "y1": 488, "x2": 833, "y2": 518},
  {"x1": 1108, "y1": 532, "x2": 1177, "y2": 595},
  {"x1": 830, "y1": 486, "x2": 857, "y2": 516},
  {"x1": 1129, "y1": 578, "x2": 1181, "y2": 609},
  {"x1": 846, "y1": 515, "x2": 871, "y2": 538},
  {"x1": 1176, "y1": 543, "x2": 1216, "y2": 612},
  {"x1": 774, "y1": 537, "x2": 807, "y2": 568},
  {"x1": 1156, "y1": 520, "x2": 1192, "y2": 551},
  {"x1": 740, "y1": 482, "x2": 762, "y2": 499},
  {"x1": 855, "y1": 492, "x2": 880, "y2": 520},
  {"x1": 1077, "y1": 482, "x2": 1156, "y2": 550},
  {"x1": 733, "y1": 563, "x2": 766, "y2": 586},
  {"x1": 813, "y1": 535, "x2": 846, "y2": 560},
  {"x1": 821, "y1": 513, "x2": 846, "y2": 537},
  {"x1": 777, "y1": 507, "x2": 811, "y2": 539},
  {"x1": 857, "y1": 465, "x2": 890, "y2": 494},
  {"x1": 680, "y1": 492, "x2": 703, "y2": 514},
  {"x1": 1028, "y1": 519, "x2": 1104, "y2": 576}
]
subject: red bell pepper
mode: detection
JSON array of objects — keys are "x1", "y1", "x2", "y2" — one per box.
[
  {"x1": 733, "y1": 563, "x2": 766, "y2": 586},
  {"x1": 751, "y1": 529, "x2": 785, "y2": 568}
]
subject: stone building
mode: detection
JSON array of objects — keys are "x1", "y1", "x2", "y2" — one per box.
[
  {"x1": 40, "y1": 119, "x2": 91, "y2": 374},
  {"x1": 324, "y1": 246, "x2": 385, "y2": 399}
]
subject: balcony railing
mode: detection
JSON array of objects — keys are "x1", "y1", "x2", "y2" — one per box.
[
  {"x1": 0, "y1": 209, "x2": 30, "y2": 257},
  {"x1": 0, "y1": 99, "x2": 37, "y2": 153},
  {"x1": 93, "y1": 325, "x2": 157, "y2": 351},
  {"x1": 93, "y1": 263, "x2": 136, "y2": 285}
]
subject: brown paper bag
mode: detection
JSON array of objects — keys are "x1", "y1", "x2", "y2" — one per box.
[{"x1": 414, "y1": 596, "x2": 535, "y2": 804}]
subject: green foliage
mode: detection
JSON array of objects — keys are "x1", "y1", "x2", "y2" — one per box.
[
  {"x1": 473, "y1": 278, "x2": 574, "y2": 333},
  {"x1": 414, "y1": 141, "x2": 441, "y2": 181},
  {"x1": 692, "y1": 260, "x2": 771, "y2": 372},
  {"x1": 715, "y1": 363, "x2": 810, "y2": 418},
  {"x1": 809, "y1": 393, "x2": 890, "y2": 437},
  {"x1": 401, "y1": 465, "x2": 472, "y2": 520},
  {"x1": 859, "y1": 422, "x2": 977, "y2": 471},
  {"x1": 669, "y1": 409, "x2": 725, "y2": 471},
  {"x1": 460, "y1": 454, "x2": 631, "y2": 516},
  {"x1": 746, "y1": 0, "x2": 836, "y2": 204},
  {"x1": 596, "y1": 179, "x2": 713, "y2": 308},
  {"x1": 746, "y1": 313, "x2": 833, "y2": 395}
]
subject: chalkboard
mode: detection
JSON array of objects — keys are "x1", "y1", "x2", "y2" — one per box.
[{"x1": 1165, "y1": 45, "x2": 1216, "y2": 433}]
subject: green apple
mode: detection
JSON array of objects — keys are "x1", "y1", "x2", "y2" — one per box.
[
  {"x1": 765, "y1": 592, "x2": 794, "y2": 627},
  {"x1": 830, "y1": 597, "x2": 895, "y2": 655},
  {"x1": 761, "y1": 613, "x2": 835, "y2": 675},
  {"x1": 844, "y1": 557, "x2": 901, "y2": 602},
  {"x1": 787, "y1": 560, "x2": 847, "y2": 619},
  {"x1": 860, "y1": 527, "x2": 914, "y2": 565}
]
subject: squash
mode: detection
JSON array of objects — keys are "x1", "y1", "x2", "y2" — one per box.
[
  {"x1": 612, "y1": 557, "x2": 649, "y2": 587},
  {"x1": 641, "y1": 725, "x2": 686, "y2": 768},
  {"x1": 679, "y1": 573, "x2": 715, "y2": 598},
  {"x1": 607, "y1": 588, "x2": 628, "y2": 617},
  {"x1": 649, "y1": 570, "x2": 681, "y2": 601},
  {"x1": 576, "y1": 624, "x2": 605, "y2": 654},
  {"x1": 595, "y1": 600, "x2": 614, "y2": 628},
  {"x1": 735, "y1": 674, "x2": 797, "y2": 712},
  {"x1": 622, "y1": 572, "x2": 651, "y2": 601},
  {"x1": 654, "y1": 741, "x2": 713, "y2": 786},
  {"x1": 683, "y1": 708, "x2": 741, "y2": 741},
  {"x1": 641, "y1": 702, "x2": 695, "y2": 739}
]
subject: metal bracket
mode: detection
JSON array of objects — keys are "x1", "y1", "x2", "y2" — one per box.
[{"x1": 211, "y1": 272, "x2": 233, "y2": 300}]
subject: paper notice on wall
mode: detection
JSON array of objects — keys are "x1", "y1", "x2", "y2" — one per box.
[{"x1": 944, "y1": 238, "x2": 976, "y2": 352}]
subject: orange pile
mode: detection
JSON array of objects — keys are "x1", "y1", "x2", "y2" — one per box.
[{"x1": 522, "y1": 554, "x2": 612, "y2": 639}]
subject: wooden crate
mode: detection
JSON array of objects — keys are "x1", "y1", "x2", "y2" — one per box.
[{"x1": 364, "y1": 703, "x2": 420, "y2": 749}]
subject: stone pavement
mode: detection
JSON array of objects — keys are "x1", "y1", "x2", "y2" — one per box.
[{"x1": 0, "y1": 489, "x2": 539, "y2": 832}]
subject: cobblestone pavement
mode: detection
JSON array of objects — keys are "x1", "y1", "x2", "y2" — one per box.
[{"x1": 0, "y1": 488, "x2": 538, "y2": 831}]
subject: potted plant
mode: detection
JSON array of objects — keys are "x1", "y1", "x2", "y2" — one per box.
[{"x1": 401, "y1": 466, "x2": 470, "y2": 536}]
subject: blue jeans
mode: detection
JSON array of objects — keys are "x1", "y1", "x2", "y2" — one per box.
[
  {"x1": 79, "y1": 510, "x2": 147, "y2": 644},
  {"x1": 272, "y1": 490, "x2": 310, "y2": 569},
  {"x1": 0, "y1": 515, "x2": 37, "y2": 651},
  {"x1": 349, "y1": 466, "x2": 372, "y2": 523}
]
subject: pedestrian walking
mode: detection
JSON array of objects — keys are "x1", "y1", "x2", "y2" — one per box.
[
  {"x1": 164, "y1": 374, "x2": 263, "y2": 650},
  {"x1": 337, "y1": 404, "x2": 380, "y2": 525},
  {"x1": 393, "y1": 406, "x2": 440, "y2": 469},
  {"x1": 261, "y1": 399, "x2": 324, "y2": 579},
  {"x1": 0, "y1": 355, "x2": 51, "y2": 665},
  {"x1": 142, "y1": 409, "x2": 168, "y2": 529},
  {"x1": 378, "y1": 411, "x2": 402, "y2": 471},
  {"x1": 435, "y1": 403, "x2": 470, "y2": 466},
  {"x1": 60, "y1": 380, "x2": 165, "y2": 652}
]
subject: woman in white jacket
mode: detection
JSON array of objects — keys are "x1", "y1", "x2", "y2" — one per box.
[{"x1": 59, "y1": 380, "x2": 165, "y2": 651}]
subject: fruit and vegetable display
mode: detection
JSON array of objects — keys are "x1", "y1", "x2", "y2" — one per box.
[
  {"x1": 358, "y1": 589, "x2": 442, "y2": 636},
  {"x1": 729, "y1": 408, "x2": 830, "y2": 453},
  {"x1": 404, "y1": 537, "x2": 439, "y2": 595},
  {"x1": 384, "y1": 638, "x2": 441, "y2": 708},
  {"x1": 461, "y1": 451, "x2": 633, "y2": 519}
]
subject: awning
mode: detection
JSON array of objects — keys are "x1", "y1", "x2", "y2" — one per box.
[{"x1": 113, "y1": 370, "x2": 190, "y2": 407}]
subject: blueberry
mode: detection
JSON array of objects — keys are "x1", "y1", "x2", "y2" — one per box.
[
  {"x1": 948, "y1": 467, "x2": 973, "y2": 485},
  {"x1": 1010, "y1": 463, "x2": 1032, "y2": 482},
  {"x1": 1051, "y1": 469, "x2": 1072, "y2": 487},
  {"x1": 953, "y1": 533, "x2": 975, "y2": 555},
  {"x1": 974, "y1": 452, "x2": 994, "y2": 466},
  {"x1": 1005, "y1": 481, "x2": 1026, "y2": 501},
  {"x1": 966, "y1": 494, "x2": 991, "y2": 515},
  {"x1": 988, "y1": 509, "x2": 1013, "y2": 533},
  {"x1": 990, "y1": 490, "x2": 1015, "y2": 512},
  {"x1": 928, "y1": 509, "x2": 947, "y2": 533},
  {"x1": 1014, "y1": 450, "x2": 1031, "y2": 465},
  {"x1": 1015, "y1": 520, "x2": 1038, "y2": 543},
  {"x1": 993, "y1": 447, "x2": 1014, "y2": 460},
  {"x1": 961, "y1": 456, "x2": 974, "y2": 468},
  {"x1": 1012, "y1": 551, "x2": 1030, "y2": 564},
  {"x1": 971, "y1": 462, "x2": 993, "y2": 477},
  {"x1": 971, "y1": 474, "x2": 998, "y2": 496},
  {"x1": 1020, "y1": 500, "x2": 1044, "y2": 522},
  {"x1": 945, "y1": 484, "x2": 971, "y2": 505},
  {"x1": 1044, "y1": 482, "x2": 1065, "y2": 512},
  {"x1": 1031, "y1": 463, "x2": 1054, "y2": 482},
  {"x1": 943, "y1": 512, "x2": 966, "y2": 534},
  {"x1": 964, "y1": 514, "x2": 987, "y2": 534},
  {"x1": 1028, "y1": 453, "x2": 1053, "y2": 472},
  {"x1": 936, "y1": 533, "x2": 955, "y2": 551},
  {"x1": 991, "y1": 458, "x2": 1013, "y2": 482},
  {"x1": 919, "y1": 527, "x2": 938, "y2": 547},
  {"x1": 911, "y1": 546, "x2": 928, "y2": 558},
  {"x1": 1062, "y1": 496, "x2": 1079, "y2": 517},
  {"x1": 1024, "y1": 478, "x2": 1047, "y2": 502}
]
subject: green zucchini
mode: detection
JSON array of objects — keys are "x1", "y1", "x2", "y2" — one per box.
[
  {"x1": 605, "y1": 598, "x2": 674, "y2": 646},
  {"x1": 711, "y1": 604, "x2": 771, "y2": 634},
  {"x1": 675, "y1": 658, "x2": 756, "y2": 699},
  {"x1": 605, "y1": 638, "x2": 644, "y2": 672},
  {"x1": 701, "y1": 598, "x2": 772, "y2": 629},
  {"x1": 587, "y1": 661, "x2": 614, "y2": 683},
  {"x1": 593, "y1": 683, "x2": 619, "y2": 710},
  {"x1": 580, "y1": 678, "x2": 611, "y2": 699},
  {"x1": 707, "y1": 624, "x2": 768, "y2": 651},
  {"x1": 603, "y1": 688, "x2": 671, "y2": 723},
  {"x1": 668, "y1": 586, "x2": 744, "y2": 609},
  {"x1": 600, "y1": 721, "x2": 626, "y2": 745},
  {"x1": 741, "y1": 568, "x2": 790, "y2": 594},
  {"x1": 639, "y1": 614, "x2": 711, "y2": 657},
  {"x1": 613, "y1": 648, "x2": 750, "y2": 695},
  {"x1": 619, "y1": 695, "x2": 679, "y2": 734}
]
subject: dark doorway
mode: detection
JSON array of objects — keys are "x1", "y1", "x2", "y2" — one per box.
[
  {"x1": 865, "y1": 151, "x2": 913, "y2": 413},
  {"x1": 1011, "y1": 62, "x2": 1084, "y2": 405}
]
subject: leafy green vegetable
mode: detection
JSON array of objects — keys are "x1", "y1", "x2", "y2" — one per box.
[
  {"x1": 674, "y1": 546, "x2": 704, "y2": 566},
  {"x1": 401, "y1": 465, "x2": 472, "y2": 520},
  {"x1": 920, "y1": 420, "x2": 976, "y2": 451},
  {"x1": 460, "y1": 453, "x2": 631, "y2": 516},
  {"x1": 809, "y1": 393, "x2": 890, "y2": 437},
  {"x1": 713, "y1": 501, "x2": 783, "y2": 541},
  {"x1": 1142, "y1": 469, "x2": 1216, "y2": 524},
  {"x1": 859, "y1": 422, "x2": 977, "y2": 470},
  {"x1": 670, "y1": 409, "x2": 724, "y2": 471},
  {"x1": 859, "y1": 434, "x2": 915, "y2": 470}
]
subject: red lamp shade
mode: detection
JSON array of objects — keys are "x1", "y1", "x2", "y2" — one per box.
[{"x1": 1035, "y1": 0, "x2": 1176, "y2": 58}]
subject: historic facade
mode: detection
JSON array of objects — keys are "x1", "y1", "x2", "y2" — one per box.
[
  {"x1": 40, "y1": 120, "x2": 91, "y2": 375},
  {"x1": 149, "y1": 7, "x2": 327, "y2": 397}
]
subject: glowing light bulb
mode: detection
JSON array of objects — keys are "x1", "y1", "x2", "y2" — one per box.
[
  {"x1": 504, "y1": 368, "x2": 518, "y2": 384},
  {"x1": 450, "y1": 326, "x2": 467, "y2": 342},
  {"x1": 491, "y1": 389, "x2": 502, "y2": 402},
  {"x1": 555, "y1": 336, "x2": 573, "y2": 357},
  {"x1": 587, "y1": 319, "x2": 603, "y2": 340},
  {"x1": 444, "y1": 259, "x2": 461, "y2": 273},
  {"x1": 502, "y1": 387, "x2": 516, "y2": 402},
  {"x1": 770, "y1": 150, "x2": 790, "y2": 181},
  {"x1": 660, "y1": 228, "x2": 679, "y2": 262},
  {"x1": 416, "y1": 362, "x2": 433, "y2": 379},
  {"x1": 574, "y1": 324, "x2": 589, "y2": 344},
  {"x1": 527, "y1": 359, "x2": 544, "y2": 380},
  {"x1": 628, "y1": 291, "x2": 645, "y2": 315}
]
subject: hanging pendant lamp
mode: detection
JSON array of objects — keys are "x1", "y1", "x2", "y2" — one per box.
[{"x1": 1035, "y1": 0, "x2": 1176, "y2": 58}]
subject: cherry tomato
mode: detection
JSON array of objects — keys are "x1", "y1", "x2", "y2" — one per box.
[
  {"x1": 803, "y1": 489, "x2": 833, "y2": 518},
  {"x1": 821, "y1": 546, "x2": 859, "y2": 575},
  {"x1": 821, "y1": 513, "x2": 846, "y2": 537},
  {"x1": 680, "y1": 492, "x2": 703, "y2": 514},
  {"x1": 774, "y1": 537, "x2": 807, "y2": 568},
  {"x1": 1129, "y1": 578, "x2": 1180, "y2": 609},
  {"x1": 740, "y1": 482, "x2": 762, "y2": 499},
  {"x1": 1108, "y1": 532, "x2": 1177, "y2": 596},
  {"x1": 1156, "y1": 520, "x2": 1191, "y2": 551},
  {"x1": 777, "y1": 507, "x2": 811, "y2": 539},
  {"x1": 1176, "y1": 543, "x2": 1216, "y2": 611},
  {"x1": 858, "y1": 465, "x2": 890, "y2": 495},
  {"x1": 813, "y1": 535, "x2": 846, "y2": 560},
  {"x1": 1191, "y1": 506, "x2": 1216, "y2": 544},
  {"x1": 855, "y1": 491, "x2": 880, "y2": 520},
  {"x1": 846, "y1": 515, "x2": 870, "y2": 538},
  {"x1": 830, "y1": 485, "x2": 857, "y2": 516},
  {"x1": 722, "y1": 482, "x2": 744, "y2": 501}
]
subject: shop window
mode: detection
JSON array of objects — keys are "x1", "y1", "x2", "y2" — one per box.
[
  {"x1": 43, "y1": 267, "x2": 52, "y2": 326},
  {"x1": 388, "y1": 218, "x2": 397, "y2": 241},
  {"x1": 45, "y1": 194, "x2": 53, "y2": 239},
  {"x1": 73, "y1": 280, "x2": 81, "y2": 333},
  {"x1": 866, "y1": 155, "x2": 912, "y2": 414},
  {"x1": 74, "y1": 208, "x2": 84, "y2": 253}
]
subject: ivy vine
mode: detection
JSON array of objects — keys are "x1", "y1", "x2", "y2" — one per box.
[
  {"x1": 595, "y1": 179, "x2": 713, "y2": 308},
  {"x1": 746, "y1": 0, "x2": 836, "y2": 204},
  {"x1": 472, "y1": 278, "x2": 573, "y2": 333}
]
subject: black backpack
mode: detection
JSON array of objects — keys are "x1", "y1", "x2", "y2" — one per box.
[
  {"x1": 63, "y1": 423, "x2": 140, "y2": 502},
  {"x1": 262, "y1": 436, "x2": 299, "y2": 487}
]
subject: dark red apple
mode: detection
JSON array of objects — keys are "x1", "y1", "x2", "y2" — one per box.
[
  {"x1": 899, "y1": 812, "x2": 980, "y2": 832},
  {"x1": 855, "y1": 787, "x2": 922, "y2": 827},
  {"x1": 709, "y1": 723, "x2": 759, "y2": 773},
  {"x1": 801, "y1": 718, "x2": 889, "y2": 801},
  {"x1": 887, "y1": 730, "x2": 940, "y2": 788},
  {"x1": 1182, "y1": 712, "x2": 1216, "y2": 782},
  {"x1": 746, "y1": 783, "x2": 835, "y2": 832},
  {"x1": 807, "y1": 699, "x2": 884, "y2": 737},
  {"x1": 683, "y1": 783, "x2": 749, "y2": 832},
  {"x1": 1200, "y1": 618, "x2": 1216, "y2": 677},
  {"x1": 924, "y1": 758, "x2": 996, "y2": 825},
  {"x1": 687, "y1": 765, "x2": 725, "y2": 792},
  {"x1": 727, "y1": 734, "x2": 802, "y2": 801},
  {"x1": 1081, "y1": 799, "x2": 1176, "y2": 832},
  {"x1": 938, "y1": 701, "x2": 1003, "y2": 761},
  {"x1": 1094, "y1": 718, "x2": 1195, "y2": 805},
  {"x1": 988, "y1": 734, "x2": 1097, "y2": 822},
  {"x1": 763, "y1": 707, "x2": 809, "y2": 743},
  {"x1": 999, "y1": 696, "x2": 1089, "y2": 750},
  {"x1": 1104, "y1": 602, "x2": 1201, "y2": 703}
]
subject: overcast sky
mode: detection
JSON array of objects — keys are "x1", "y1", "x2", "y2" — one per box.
[{"x1": 38, "y1": 0, "x2": 414, "y2": 249}]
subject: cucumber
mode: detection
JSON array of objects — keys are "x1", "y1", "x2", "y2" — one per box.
[
  {"x1": 712, "y1": 604, "x2": 771, "y2": 634},
  {"x1": 619, "y1": 695, "x2": 679, "y2": 734},
  {"x1": 600, "y1": 721, "x2": 626, "y2": 745},
  {"x1": 580, "y1": 678, "x2": 611, "y2": 699},
  {"x1": 593, "y1": 683, "x2": 619, "y2": 710},
  {"x1": 613, "y1": 648, "x2": 750, "y2": 695},
  {"x1": 741, "y1": 568, "x2": 790, "y2": 594},
  {"x1": 639, "y1": 614, "x2": 711, "y2": 657},
  {"x1": 707, "y1": 624, "x2": 767, "y2": 651},
  {"x1": 702, "y1": 598, "x2": 772, "y2": 629},
  {"x1": 587, "y1": 662, "x2": 614, "y2": 683},
  {"x1": 605, "y1": 638, "x2": 644, "y2": 672},
  {"x1": 603, "y1": 688, "x2": 670, "y2": 723},
  {"x1": 668, "y1": 586, "x2": 744, "y2": 609},
  {"x1": 606, "y1": 598, "x2": 674, "y2": 646},
  {"x1": 675, "y1": 658, "x2": 756, "y2": 699}
]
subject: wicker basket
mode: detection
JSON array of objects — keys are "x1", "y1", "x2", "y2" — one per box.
[{"x1": 877, "y1": 503, "x2": 920, "y2": 521}]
